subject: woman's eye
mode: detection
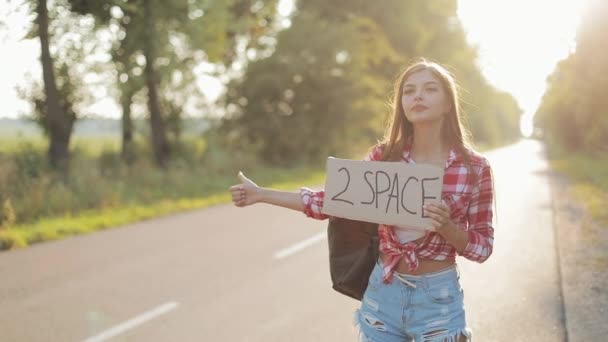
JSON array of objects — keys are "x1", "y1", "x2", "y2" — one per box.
[
  {"x1": 403, "y1": 89, "x2": 414, "y2": 94},
  {"x1": 426, "y1": 88, "x2": 437, "y2": 92}
]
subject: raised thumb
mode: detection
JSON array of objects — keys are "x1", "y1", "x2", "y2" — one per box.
[{"x1": 238, "y1": 171, "x2": 248, "y2": 182}]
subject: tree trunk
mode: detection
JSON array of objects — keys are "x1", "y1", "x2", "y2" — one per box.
[
  {"x1": 143, "y1": 0, "x2": 170, "y2": 168},
  {"x1": 120, "y1": 88, "x2": 135, "y2": 164},
  {"x1": 38, "y1": 0, "x2": 73, "y2": 171}
]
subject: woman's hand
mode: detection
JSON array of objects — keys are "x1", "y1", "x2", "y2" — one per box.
[
  {"x1": 423, "y1": 201, "x2": 452, "y2": 231},
  {"x1": 229, "y1": 171, "x2": 261, "y2": 207},
  {"x1": 424, "y1": 201, "x2": 469, "y2": 252}
]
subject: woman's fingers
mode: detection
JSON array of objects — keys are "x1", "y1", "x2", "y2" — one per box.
[
  {"x1": 229, "y1": 182, "x2": 244, "y2": 204},
  {"x1": 233, "y1": 194, "x2": 247, "y2": 207},
  {"x1": 230, "y1": 171, "x2": 257, "y2": 207},
  {"x1": 425, "y1": 211, "x2": 445, "y2": 228},
  {"x1": 229, "y1": 185, "x2": 243, "y2": 194},
  {"x1": 230, "y1": 188, "x2": 243, "y2": 198},
  {"x1": 424, "y1": 202, "x2": 450, "y2": 228},
  {"x1": 424, "y1": 203, "x2": 449, "y2": 216},
  {"x1": 423, "y1": 204, "x2": 442, "y2": 216}
]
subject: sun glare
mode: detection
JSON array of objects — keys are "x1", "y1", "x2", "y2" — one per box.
[{"x1": 457, "y1": 0, "x2": 591, "y2": 138}]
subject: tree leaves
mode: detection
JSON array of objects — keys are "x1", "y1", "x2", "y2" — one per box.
[
  {"x1": 536, "y1": 0, "x2": 608, "y2": 153},
  {"x1": 221, "y1": 0, "x2": 522, "y2": 165}
]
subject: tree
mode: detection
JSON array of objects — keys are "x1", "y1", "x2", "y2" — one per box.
[
  {"x1": 69, "y1": 0, "x2": 280, "y2": 167},
  {"x1": 37, "y1": 0, "x2": 76, "y2": 170},
  {"x1": 535, "y1": 0, "x2": 608, "y2": 153},
  {"x1": 140, "y1": 0, "x2": 171, "y2": 167},
  {"x1": 11, "y1": 0, "x2": 103, "y2": 171},
  {"x1": 221, "y1": 0, "x2": 521, "y2": 165}
]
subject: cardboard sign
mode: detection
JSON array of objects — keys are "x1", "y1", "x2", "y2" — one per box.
[{"x1": 321, "y1": 157, "x2": 444, "y2": 230}]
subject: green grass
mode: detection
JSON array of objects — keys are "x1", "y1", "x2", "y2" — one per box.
[
  {"x1": 0, "y1": 136, "x2": 122, "y2": 157},
  {"x1": 0, "y1": 166, "x2": 326, "y2": 250},
  {"x1": 549, "y1": 152, "x2": 608, "y2": 225},
  {"x1": 0, "y1": 135, "x2": 331, "y2": 251},
  {"x1": 0, "y1": 136, "x2": 47, "y2": 153}
]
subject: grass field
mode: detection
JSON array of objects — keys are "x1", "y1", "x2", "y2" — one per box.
[
  {"x1": 0, "y1": 135, "x2": 327, "y2": 250},
  {"x1": 549, "y1": 153, "x2": 608, "y2": 225}
]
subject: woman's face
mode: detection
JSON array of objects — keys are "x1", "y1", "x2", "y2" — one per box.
[{"x1": 401, "y1": 69, "x2": 451, "y2": 124}]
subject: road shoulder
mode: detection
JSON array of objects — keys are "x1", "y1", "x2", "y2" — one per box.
[{"x1": 550, "y1": 172, "x2": 608, "y2": 341}]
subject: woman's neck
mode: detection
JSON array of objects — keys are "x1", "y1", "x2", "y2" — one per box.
[{"x1": 411, "y1": 122, "x2": 448, "y2": 163}]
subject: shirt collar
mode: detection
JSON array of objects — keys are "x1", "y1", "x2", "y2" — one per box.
[
  {"x1": 402, "y1": 141, "x2": 461, "y2": 169},
  {"x1": 445, "y1": 148, "x2": 459, "y2": 168}
]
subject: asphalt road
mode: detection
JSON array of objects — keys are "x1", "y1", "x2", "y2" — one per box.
[{"x1": 0, "y1": 139, "x2": 566, "y2": 341}]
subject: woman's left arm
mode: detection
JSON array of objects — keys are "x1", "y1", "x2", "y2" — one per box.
[{"x1": 424, "y1": 158, "x2": 495, "y2": 261}]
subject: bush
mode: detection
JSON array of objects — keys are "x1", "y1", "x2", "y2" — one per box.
[
  {"x1": 0, "y1": 231, "x2": 26, "y2": 250},
  {"x1": 0, "y1": 199, "x2": 16, "y2": 229},
  {"x1": 12, "y1": 142, "x2": 47, "y2": 179},
  {"x1": 97, "y1": 148, "x2": 123, "y2": 178}
]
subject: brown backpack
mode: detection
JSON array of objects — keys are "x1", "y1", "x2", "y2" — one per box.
[{"x1": 327, "y1": 216, "x2": 379, "y2": 301}]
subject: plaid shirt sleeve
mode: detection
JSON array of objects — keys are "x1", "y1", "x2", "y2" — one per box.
[
  {"x1": 300, "y1": 145, "x2": 383, "y2": 220},
  {"x1": 300, "y1": 187, "x2": 328, "y2": 220},
  {"x1": 460, "y1": 157, "x2": 495, "y2": 262}
]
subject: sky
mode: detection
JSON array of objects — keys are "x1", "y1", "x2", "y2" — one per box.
[{"x1": 0, "y1": 0, "x2": 591, "y2": 136}]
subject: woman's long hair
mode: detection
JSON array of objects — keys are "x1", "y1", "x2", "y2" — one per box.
[{"x1": 376, "y1": 58, "x2": 475, "y2": 180}]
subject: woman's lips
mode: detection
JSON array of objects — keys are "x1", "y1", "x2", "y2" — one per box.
[{"x1": 411, "y1": 105, "x2": 428, "y2": 112}]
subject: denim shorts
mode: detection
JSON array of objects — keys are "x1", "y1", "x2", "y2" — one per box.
[{"x1": 354, "y1": 259, "x2": 472, "y2": 342}]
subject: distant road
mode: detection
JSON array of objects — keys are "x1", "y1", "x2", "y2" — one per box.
[{"x1": 0, "y1": 139, "x2": 565, "y2": 341}]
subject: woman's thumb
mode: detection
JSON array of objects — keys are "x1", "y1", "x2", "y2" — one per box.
[{"x1": 238, "y1": 171, "x2": 248, "y2": 183}]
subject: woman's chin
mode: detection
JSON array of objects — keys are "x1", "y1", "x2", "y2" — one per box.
[{"x1": 408, "y1": 115, "x2": 442, "y2": 125}]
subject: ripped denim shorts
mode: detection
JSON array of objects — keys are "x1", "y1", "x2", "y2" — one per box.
[{"x1": 354, "y1": 259, "x2": 472, "y2": 342}]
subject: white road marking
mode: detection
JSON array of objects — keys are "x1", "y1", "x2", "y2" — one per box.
[
  {"x1": 273, "y1": 232, "x2": 326, "y2": 259},
  {"x1": 83, "y1": 302, "x2": 179, "y2": 342}
]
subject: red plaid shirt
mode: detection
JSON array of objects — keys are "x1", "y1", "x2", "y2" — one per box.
[{"x1": 301, "y1": 142, "x2": 495, "y2": 283}]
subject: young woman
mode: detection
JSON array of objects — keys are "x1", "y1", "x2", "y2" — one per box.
[{"x1": 229, "y1": 59, "x2": 495, "y2": 342}]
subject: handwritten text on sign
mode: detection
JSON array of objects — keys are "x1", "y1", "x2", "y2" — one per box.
[{"x1": 321, "y1": 157, "x2": 444, "y2": 230}]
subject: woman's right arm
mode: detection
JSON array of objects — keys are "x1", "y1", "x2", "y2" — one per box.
[
  {"x1": 229, "y1": 171, "x2": 295, "y2": 209},
  {"x1": 229, "y1": 145, "x2": 383, "y2": 219},
  {"x1": 258, "y1": 187, "x2": 305, "y2": 212},
  {"x1": 229, "y1": 171, "x2": 329, "y2": 219}
]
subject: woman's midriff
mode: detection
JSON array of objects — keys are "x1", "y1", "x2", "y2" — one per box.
[
  {"x1": 380, "y1": 253, "x2": 456, "y2": 275},
  {"x1": 378, "y1": 235, "x2": 455, "y2": 275}
]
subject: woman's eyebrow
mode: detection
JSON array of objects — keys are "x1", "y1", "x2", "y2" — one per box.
[{"x1": 403, "y1": 81, "x2": 439, "y2": 87}]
